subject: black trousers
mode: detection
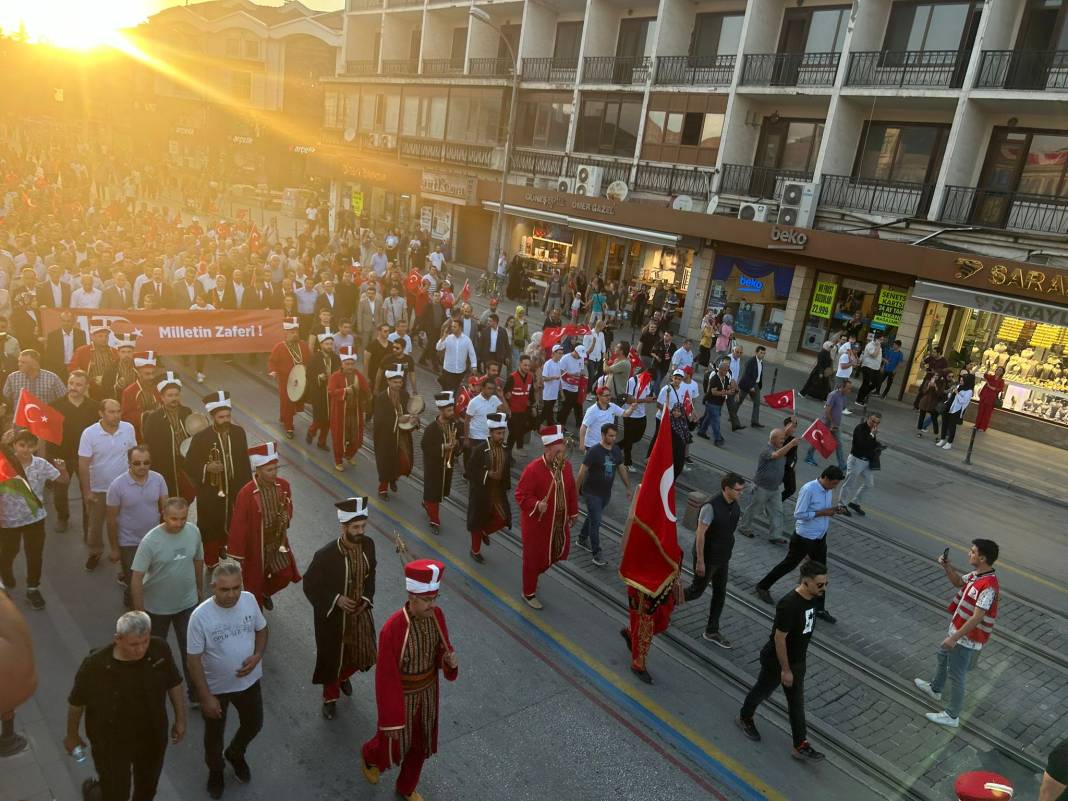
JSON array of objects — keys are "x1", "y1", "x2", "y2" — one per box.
[
  {"x1": 53, "y1": 479, "x2": 89, "y2": 535},
  {"x1": 621, "y1": 416, "x2": 647, "y2": 466},
  {"x1": 149, "y1": 607, "x2": 195, "y2": 700},
  {"x1": 558, "y1": 389, "x2": 583, "y2": 429},
  {"x1": 756, "y1": 534, "x2": 826, "y2": 611},
  {"x1": 740, "y1": 651, "x2": 808, "y2": 747},
  {"x1": 203, "y1": 680, "x2": 263, "y2": 774},
  {"x1": 507, "y1": 411, "x2": 530, "y2": 450},
  {"x1": 856, "y1": 366, "x2": 881, "y2": 403},
  {"x1": 683, "y1": 557, "x2": 728, "y2": 634},
  {"x1": 541, "y1": 398, "x2": 557, "y2": 427},
  {"x1": 0, "y1": 520, "x2": 46, "y2": 588},
  {"x1": 440, "y1": 370, "x2": 465, "y2": 393},
  {"x1": 92, "y1": 737, "x2": 167, "y2": 801}
]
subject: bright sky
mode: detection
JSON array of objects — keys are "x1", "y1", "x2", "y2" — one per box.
[{"x1": 0, "y1": 0, "x2": 342, "y2": 50}]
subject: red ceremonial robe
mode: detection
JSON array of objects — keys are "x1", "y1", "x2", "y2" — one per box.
[
  {"x1": 267, "y1": 340, "x2": 312, "y2": 431},
  {"x1": 227, "y1": 477, "x2": 302, "y2": 606},
  {"x1": 364, "y1": 605, "x2": 457, "y2": 768},
  {"x1": 69, "y1": 344, "x2": 119, "y2": 400},
  {"x1": 327, "y1": 368, "x2": 371, "y2": 465},
  {"x1": 514, "y1": 455, "x2": 579, "y2": 597},
  {"x1": 121, "y1": 381, "x2": 161, "y2": 441}
]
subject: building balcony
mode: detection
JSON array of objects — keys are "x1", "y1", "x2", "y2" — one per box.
[
  {"x1": 582, "y1": 56, "x2": 651, "y2": 85},
  {"x1": 633, "y1": 163, "x2": 715, "y2": 199},
  {"x1": 720, "y1": 163, "x2": 813, "y2": 199},
  {"x1": 819, "y1": 174, "x2": 934, "y2": 217},
  {"x1": 443, "y1": 141, "x2": 498, "y2": 169},
  {"x1": 567, "y1": 156, "x2": 631, "y2": 185},
  {"x1": 975, "y1": 50, "x2": 1068, "y2": 91},
  {"x1": 381, "y1": 59, "x2": 419, "y2": 77},
  {"x1": 521, "y1": 57, "x2": 579, "y2": 83},
  {"x1": 510, "y1": 148, "x2": 567, "y2": 178},
  {"x1": 344, "y1": 60, "x2": 378, "y2": 76},
  {"x1": 422, "y1": 58, "x2": 465, "y2": 77},
  {"x1": 653, "y1": 55, "x2": 735, "y2": 86},
  {"x1": 469, "y1": 57, "x2": 513, "y2": 78},
  {"x1": 940, "y1": 186, "x2": 1068, "y2": 236},
  {"x1": 739, "y1": 52, "x2": 840, "y2": 87},
  {"x1": 845, "y1": 50, "x2": 968, "y2": 89},
  {"x1": 399, "y1": 136, "x2": 444, "y2": 161}
]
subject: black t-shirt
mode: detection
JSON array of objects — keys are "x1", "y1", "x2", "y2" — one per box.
[
  {"x1": 365, "y1": 339, "x2": 390, "y2": 384},
  {"x1": 47, "y1": 395, "x2": 101, "y2": 461},
  {"x1": 1047, "y1": 739, "x2": 1068, "y2": 800},
  {"x1": 582, "y1": 444, "x2": 623, "y2": 500},
  {"x1": 763, "y1": 589, "x2": 818, "y2": 666}
]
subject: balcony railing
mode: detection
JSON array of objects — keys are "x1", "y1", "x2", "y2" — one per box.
[
  {"x1": 940, "y1": 186, "x2": 1068, "y2": 235},
  {"x1": 654, "y1": 54, "x2": 736, "y2": 86},
  {"x1": 510, "y1": 148, "x2": 567, "y2": 177},
  {"x1": 634, "y1": 163, "x2": 715, "y2": 199},
  {"x1": 469, "y1": 57, "x2": 513, "y2": 77},
  {"x1": 344, "y1": 60, "x2": 378, "y2": 76},
  {"x1": 720, "y1": 163, "x2": 813, "y2": 199},
  {"x1": 422, "y1": 58, "x2": 465, "y2": 76},
  {"x1": 381, "y1": 59, "x2": 418, "y2": 76},
  {"x1": 349, "y1": 0, "x2": 382, "y2": 9},
  {"x1": 740, "y1": 52, "x2": 840, "y2": 87},
  {"x1": 522, "y1": 57, "x2": 579, "y2": 83},
  {"x1": 975, "y1": 50, "x2": 1068, "y2": 90},
  {"x1": 846, "y1": 50, "x2": 968, "y2": 88},
  {"x1": 568, "y1": 157, "x2": 631, "y2": 185},
  {"x1": 399, "y1": 136, "x2": 444, "y2": 162},
  {"x1": 582, "y1": 56, "x2": 651, "y2": 84},
  {"x1": 819, "y1": 174, "x2": 933, "y2": 217},
  {"x1": 444, "y1": 141, "x2": 497, "y2": 169}
]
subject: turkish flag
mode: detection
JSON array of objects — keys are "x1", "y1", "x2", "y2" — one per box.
[
  {"x1": 619, "y1": 400, "x2": 682, "y2": 597},
  {"x1": 628, "y1": 347, "x2": 643, "y2": 374},
  {"x1": 763, "y1": 389, "x2": 796, "y2": 410},
  {"x1": 14, "y1": 389, "x2": 64, "y2": 445},
  {"x1": 802, "y1": 419, "x2": 838, "y2": 460},
  {"x1": 682, "y1": 392, "x2": 694, "y2": 418},
  {"x1": 460, "y1": 279, "x2": 471, "y2": 301}
]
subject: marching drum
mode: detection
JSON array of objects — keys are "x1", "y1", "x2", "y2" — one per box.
[{"x1": 287, "y1": 364, "x2": 308, "y2": 402}]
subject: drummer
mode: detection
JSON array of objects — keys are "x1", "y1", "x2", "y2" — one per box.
[
  {"x1": 121, "y1": 350, "x2": 160, "y2": 441},
  {"x1": 267, "y1": 316, "x2": 312, "y2": 439},
  {"x1": 69, "y1": 324, "x2": 118, "y2": 400},
  {"x1": 373, "y1": 335, "x2": 417, "y2": 396},
  {"x1": 328, "y1": 345, "x2": 371, "y2": 472},
  {"x1": 142, "y1": 371, "x2": 195, "y2": 500}
]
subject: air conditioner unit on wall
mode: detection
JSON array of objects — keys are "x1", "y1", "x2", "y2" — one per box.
[
  {"x1": 557, "y1": 176, "x2": 576, "y2": 194},
  {"x1": 738, "y1": 202, "x2": 769, "y2": 222},
  {"x1": 575, "y1": 164, "x2": 604, "y2": 196},
  {"x1": 777, "y1": 181, "x2": 819, "y2": 227}
]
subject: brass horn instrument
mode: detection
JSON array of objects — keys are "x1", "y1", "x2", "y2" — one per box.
[{"x1": 208, "y1": 441, "x2": 226, "y2": 498}]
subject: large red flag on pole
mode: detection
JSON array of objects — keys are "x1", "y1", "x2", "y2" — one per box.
[
  {"x1": 618, "y1": 403, "x2": 682, "y2": 596},
  {"x1": 802, "y1": 419, "x2": 838, "y2": 459}
]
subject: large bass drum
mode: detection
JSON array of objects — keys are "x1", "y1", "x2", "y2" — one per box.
[
  {"x1": 398, "y1": 395, "x2": 425, "y2": 430},
  {"x1": 287, "y1": 364, "x2": 308, "y2": 403}
]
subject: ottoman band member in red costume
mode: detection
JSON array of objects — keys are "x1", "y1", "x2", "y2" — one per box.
[
  {"x1": 121, "y1": 350, "x2": 160, "y2": 441},
  {"x1": 69, "y1": 324, "x2": 117, "y2": 400},
  {"x1": 303, "y1": 496, "x2": 377, "y2": 720},
  {"x1": 227, "y1": 442, "x2": 301, "y2": 611},
  {"x1": 328, "y1": 345, "x2": 371, "y2": 472},
  {"x1": 361, "y1": 559, "x2": 458, "y2": 801},
  {"x1": 420, "y1": 391, "x2": 461, "y2": 531},
  {"x1": 514, "y1": 425, "x2": 578, "y2": 609},
  {"x1": 267, "y1": 317, "x2": 310, "y2": 439},
  {"x1": 466, "y1": 412, "x2": 512, "y2": 563}
]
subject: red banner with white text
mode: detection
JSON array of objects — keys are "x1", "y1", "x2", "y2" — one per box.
[{"x1": 42, "y1": 308, "x2": 285, "y2": 355}]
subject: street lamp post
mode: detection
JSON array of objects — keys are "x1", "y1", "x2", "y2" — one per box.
[{"x1": 470, "y1": 5, "x2": 519, "y2": 282}]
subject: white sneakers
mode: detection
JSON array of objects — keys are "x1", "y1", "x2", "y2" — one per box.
[
  {"x1": 913, "y1": 678, "x2": 942, "y2": 701},
  {"x1": 196, "y1": 372, "x2": 206, "y2": 383},
  {"x1": 942, "y1": 442, "x2": 952, "y2": 450},
  {"x1": 935, "y1": 439, "x2": 945, "y2": 446},
  {"x1": 925, "y1": 711, "x2": 960, "y2": 728}
]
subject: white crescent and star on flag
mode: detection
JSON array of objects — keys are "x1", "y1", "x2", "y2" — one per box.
[{"x1": 659, "y1": 466, "x2": 677, "y2": 522}]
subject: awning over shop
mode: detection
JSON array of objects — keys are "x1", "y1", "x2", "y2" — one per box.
[
  {"x1": 482, "y1": 201, "x2": 681, "y2": 248},
  {"x1": 912, "y1": 280, "x2": 1068, "y2": 326}
]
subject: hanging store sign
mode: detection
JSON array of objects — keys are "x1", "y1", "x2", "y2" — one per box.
[
  {"x1": 913, "y1": 281, "x2": 1068, "y2": 327},
  {"x1": 954, "y1": 257, "x2": 1068, "y2": 300},
  {"x1": 421, "y1": 171, "x2": 478, "y2": 206},
  {"x1": 809, "y1": 280, "x2": 838, "y2": 319}
]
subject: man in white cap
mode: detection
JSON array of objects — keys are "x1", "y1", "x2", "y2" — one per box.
[
  {"x1": 306, "y1": 329, "x2": 338, "y2": 451},
  {"x1": 227, "y1": 442, "x2": 301, "y2": 611},
  {"x1": 328, "y1": 345, "x2": 371, "y2": 472},
  {"x1": 557, "y1": 343, "x2": 587, "y2": 430},
  {"x1": 142, "y1": 372, "x2": 193, "y2": 500},
  {"x1": 303, "y1": 496, "x2": 377, "y2": 721},
  {"x1": 267, "y1": 317, "x2": 310, "y2": 439},
  {"x1": 69, "y1": 324, "x2": 117, "y2": 400},
  {"x1": 420, "y1": 391, "x2": 461, "y2": 531},
  {"x1": 466, "y1": 412, "x2": 512, "y2": 564},
  {"x1": 184, "y1": 391, "x2": 252, "y2": 575},
  {"x1": 360, "y1": 558, "x2": 457, "y2": 801},
  {"x1": 540, "y1": 343, "x2": 564, "y2": 426},
  {"x1": 514, "y1": 425, "x2": 579, "y2": 609},
  {"x1": 120, "y1": 350, "x2": 159, "y2": 441},
  {"x1": 101, "y1": 335, "x2": 138, "y2": 404}
]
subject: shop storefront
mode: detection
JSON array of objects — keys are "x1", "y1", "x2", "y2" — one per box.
[
  {"x1": 706, "y1": 255, "x2": 796, "y2": 346},
  {"x1": 796, "y1": 274, "x2": 909, "y2": 352},
  {"x1": 907, "y1": 281, "x2": 1068, "y2": 431}
]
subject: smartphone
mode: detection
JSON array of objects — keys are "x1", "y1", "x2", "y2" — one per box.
[{"x1": 940, "y1": 547, "x2": 950, "y2": 563}]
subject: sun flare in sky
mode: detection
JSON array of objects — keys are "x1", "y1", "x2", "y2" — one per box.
[{"x1": 0, "y1": 0, "x2": 155, "y2": 50}]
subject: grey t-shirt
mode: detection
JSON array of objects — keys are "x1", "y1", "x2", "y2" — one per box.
[
  {"x1": 753, "y1": 444, "x2": 786, "y2": 490},
  {"x1": 131, "y1": 523, "x2": 203, "y2": 615}
]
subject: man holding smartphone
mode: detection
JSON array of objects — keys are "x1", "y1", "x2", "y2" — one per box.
[{"x1": 754, "y1": 465, "x2": 845, "y2": 624}]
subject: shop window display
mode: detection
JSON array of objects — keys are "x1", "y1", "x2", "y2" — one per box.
[
  {"x1": 706, "y1": 256, "x2": 794, "y2": 344},
  {"x1": 798, "y1": 274, "x2": 905, "y2": 352}
]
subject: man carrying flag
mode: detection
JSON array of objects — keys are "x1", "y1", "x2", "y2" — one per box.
[
  {"x1": 621, "y1": 359, "x2": 656, "y2": 470},
  {"x1": 14, "y1": 388, "x2": 65, "y2": 445},
  {"x1": 618, "y1": 410, "x2": 682, "y2": 684}
]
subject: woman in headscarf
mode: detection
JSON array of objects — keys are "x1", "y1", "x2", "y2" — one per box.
[
  {"x1": 507, "y1": 306, "x2": 529, "y2": 367},
  {"x1": 801, "y1": 340, "x2": 835, "y2": 400},
  {"x1": 937, "y1": 370, "x2": 975, "y2": 450}
]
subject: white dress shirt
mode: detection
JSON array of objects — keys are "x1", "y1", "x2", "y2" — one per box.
[
  {"x1": 62, "y1": 330, "x2": 76, "y2": 364},
  {"x1": 70, "y1": 287, "x2": 102, "y2": 309},
  {"x1": 435, "y1": 333, "x2": 476, "y2": 374}
]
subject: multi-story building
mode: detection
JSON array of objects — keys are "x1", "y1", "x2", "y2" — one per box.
[
  {"x1": 132, "y1": 0, "x2": 342, "y2": 188},
  {"x1": 313, "y1": 0, "x2": 1068, "y2": 442}
]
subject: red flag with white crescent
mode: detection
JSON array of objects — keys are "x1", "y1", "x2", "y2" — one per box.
[
  {"x1": 763, "y1": 389, "x2": 796, "y2": 410},
  {"x1": 802, "y1": 418, "x2": 838, "y2": 459},
  {"x1": 618, "y1": 401, "x2": 682, "y2": 596},
  {"x1": 14, "y1": 389, "x2": 65, "y2": 444},
  {"x1": 460, "y1": 279, "x2": 471, "y2": 301}
]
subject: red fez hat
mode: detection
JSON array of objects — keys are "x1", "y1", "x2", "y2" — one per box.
[
  {"x1": 955, "y1": 772, "x2": 1014, "y2": 801},
  {"x1": 405, "y1": 559, "x2": 444, "y2": 595}
]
